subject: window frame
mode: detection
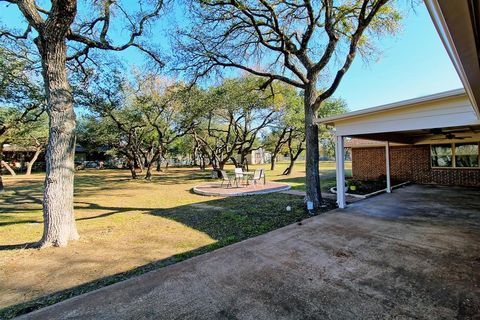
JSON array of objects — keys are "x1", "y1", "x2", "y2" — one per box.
[{"x1": 430, "y1": 142, "x2": 480, "y2": 169}]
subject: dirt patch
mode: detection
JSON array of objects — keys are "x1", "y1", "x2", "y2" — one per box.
[{"x1": 0, "y1": 166, "x2": 329, "y2": 318}]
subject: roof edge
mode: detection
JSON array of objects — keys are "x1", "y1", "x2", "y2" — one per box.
[
  {"x1": 317, "y1": 88, "x2": 466, "y2": 125},
  {"x1": 424, "y1": 0, "x2": 480, "y2": 119}
]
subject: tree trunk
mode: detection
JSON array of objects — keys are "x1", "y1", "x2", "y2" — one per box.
[
  {"x1": 26, "y1": 147, "x2": 42, "y2": 175},
  {"x1": 283, "y1": 148, "x2": 303, "y2": 176},
  {"x1": 244, "y1": 157, "x2": 249, "y2": 172},
  {"x1": 230, "y1": 157, "x2": 238, "y2": 168},
  {"x1": 304, "y1": 83, "x2": 322, "y2": 209},
  {"x1": 145, "y1": 165, "x2": 153, "y2": 180},
  {"x1": 156, "y1": 159, "x2": 162, "y2": 172},
  {"x1": 128, "y1": 160, "x2": 137, "y2": 179},
  {"x1": 37, "y1": 25, "x2": 79, "y2": 247},
  {"x1": 134, "y1": 153, "x2": 144, "y2": 173},
  {"x1": 1, "y1": 161, "x2": 16, "y2": 176},
  {"x1": 0, "y1": 145, "x2": 4, "y2": 192},
  {"x1": 270, "y1": 153, "x2": 276, "y2": 170},
  {"x1": 192, "y1": 145, "x2": 199, "y2": 167},
  {"x1": 145, "y1": 154, "x2": 160, "y2": 179},
  {"x1": 283, "y1": 159, "x2": 295, "y2": 175},
  {"x1": 218, "y1": 160, "x2": 226, "y2": 170}
]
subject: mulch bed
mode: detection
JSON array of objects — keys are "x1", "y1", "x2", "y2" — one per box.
[{"x1": 347, "y1": 179, "x2": 404, "y2": 195}]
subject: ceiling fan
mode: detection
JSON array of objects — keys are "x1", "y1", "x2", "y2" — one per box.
[{"x1": 431, "y1": 132, "x2": 472, "y2": 140}]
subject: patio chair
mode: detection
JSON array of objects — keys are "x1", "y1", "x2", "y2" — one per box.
[
  {"x1": 234, "y1": 167, "x2": 245, "y2": 187},
  {"x1": 250, "y1": 169, "x2": 265, "y2": 187},
  {"x1": 220, "y1": 170, "x2": 235, "y2": 188}
]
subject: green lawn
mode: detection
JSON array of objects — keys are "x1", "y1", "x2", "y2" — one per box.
[
  {"x1": 265, "y1": 161, "x2": 352, "y2": 192},
  {"x1": 0, "y1": 161, "x2": 349, "y2": 318}
]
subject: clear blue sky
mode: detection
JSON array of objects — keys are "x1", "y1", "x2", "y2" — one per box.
[
  {"x1": 332, "y1": 3, "x2": 462, "y2": 111},
  {"x1": 0, "y1": 1, "x2": 463, "y2": 112}
]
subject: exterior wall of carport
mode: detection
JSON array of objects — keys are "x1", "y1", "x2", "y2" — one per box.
[{"x1": 352, "y1": 145, "x2": 480, "y2": 186}]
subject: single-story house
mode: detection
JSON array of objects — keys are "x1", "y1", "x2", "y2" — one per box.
[
  {"x1": 319, "y1": 0, "x2": 480, "y2": 208},
  {"x1": 1, "y1": 144, "x2": 45, "y2": 172},
  {"x1": 247, "y1": 148, "x2": 270, "y2": 165}
]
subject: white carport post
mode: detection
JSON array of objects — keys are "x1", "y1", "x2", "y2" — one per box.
[
  {"x1": 385, "y1": 141, "x2": 391, "y2": 193},
  {"x1": 335, "y1": 135, "x2": 346, "y2": 208}
]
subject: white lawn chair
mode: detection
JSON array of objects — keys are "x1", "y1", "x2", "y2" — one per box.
[
  {"x1": 250, "y1": 169, "x2": 265, "y2": 187},
  {"x1": 234, "y1": 167, "x2": 244, "y2": 187},
  {"x1": 220, "y1": 170, "x2": 235, "y2": 188}
]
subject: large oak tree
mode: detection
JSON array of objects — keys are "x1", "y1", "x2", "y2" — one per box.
[
  {"x1": 178, "y1": 0, "x2": 401, "y2": 209},
  {"x1": 0, "y1": 0, "x2": 164, "y2": 247}
]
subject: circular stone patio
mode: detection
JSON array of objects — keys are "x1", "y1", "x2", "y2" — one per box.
[{"x1": 193, "y1": 181, "x2": 291, "y2": 197}]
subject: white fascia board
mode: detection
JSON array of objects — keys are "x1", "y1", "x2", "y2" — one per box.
[
  {"x1": 424, "y1": 0, "x2": 480, "y2": 118},
  {"x1": 335, "y1": 110, "x2": 479, "y2": 136},
  {"x1": 317, "y1": 88, "x2": 466, "y2": 125}
]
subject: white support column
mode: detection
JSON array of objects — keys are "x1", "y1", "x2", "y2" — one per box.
[
  {"x1": 385, "y1": 141, "x2": 391, "y2": 193},
  {"x1": 335, "y1": 135, "x2": 346, "y2": 208}
]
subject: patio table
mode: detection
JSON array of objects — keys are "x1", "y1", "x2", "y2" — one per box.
[{"x1": 241, "y1": 172, "x2": 255, "y2": 185}]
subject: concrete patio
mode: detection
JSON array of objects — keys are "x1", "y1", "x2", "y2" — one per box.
[{"x1": 20, "y1": 185, "x2": 480, "y2": 319}]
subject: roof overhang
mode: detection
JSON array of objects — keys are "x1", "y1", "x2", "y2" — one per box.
[
  {"x1": 425, "y1": 0, "x2": 480, "y2": 118},
  {"x1": 318, "y1": 89, "x2": 480, "y2": 137}
]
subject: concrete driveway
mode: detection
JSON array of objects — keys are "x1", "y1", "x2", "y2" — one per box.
[{"x1": 21, "y1": 185, "x2": 480, "y2": 319}]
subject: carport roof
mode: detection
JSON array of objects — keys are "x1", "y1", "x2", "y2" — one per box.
[
  {"x1": 317, "y1": 89, "x2": 480, "y2": 138},
  {"x1": 318, "y1": 89, "x2": 467, "y2": 125}
]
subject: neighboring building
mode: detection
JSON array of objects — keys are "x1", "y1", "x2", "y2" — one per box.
[
  {"x1": 75, "y1": 145, "x2": 110, "y2": 163},
  {"x1": 0, "y1": 144, "x2": 112, "y2": 173},
  {"x1": 1, "y1": 144, "x2": 45, "y2": 172},
  {"x1": 230, "y1": 148, "x2": 272, "y2": 165},
  {"x1": 75, "y1": 145, "x2": 87, "y2": 162},
  {"x1": 247, "y1": 148, "x2": 270, "y2": 165}
]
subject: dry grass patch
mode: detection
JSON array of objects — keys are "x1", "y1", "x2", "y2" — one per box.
[{"x1": 0, "y1": 162, "x2": 345, "y2": 318}]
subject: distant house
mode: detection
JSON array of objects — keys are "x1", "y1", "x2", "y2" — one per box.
[
  {"x1": 247, "y1": 148, "x2": 270, "y2": 165},
  {"x1": 75, "y1": 145, "x2": 110, "y2": 163},
  {"x1": 75, "y1": 145, "x2": 87, "y2": 162},
  {"x1": 1, "y1": 144, "x2": 45, "y2": 172},
  {"x1": 0, "y1": 144, "x2": 113, "y2": 173}
]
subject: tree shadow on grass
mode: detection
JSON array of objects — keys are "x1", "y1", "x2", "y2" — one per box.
[
  {"x1": 0, "y1": 242, "x2": 37, "y2": 251},
  {"x1": 0, "y1": 242, "x2": 223, "y2": 319},
  {"x1": 0, "y1": 167, "x2": 339, "y2": 318},
  {"x1": 0, "y1": 192, "x2": 338, "y2": 319}
]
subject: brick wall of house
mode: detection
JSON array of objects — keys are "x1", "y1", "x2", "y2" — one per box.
[
  {"x1": 351, "y1": 145, "x2": 480, "y2": 186},
  {"x1": 351, "y1": 147, "x2": 386, "y2": 180}
]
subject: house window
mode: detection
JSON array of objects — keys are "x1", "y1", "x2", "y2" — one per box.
[
  {"x1": 455, "y1": 143, "x2": 479, "y2": 167},
  {"x1": 431, "y1": 142, "x2": 480, "y2": 168},
  {"x1": 431, "y1": 144, "x2": 453, "y2": 167}
]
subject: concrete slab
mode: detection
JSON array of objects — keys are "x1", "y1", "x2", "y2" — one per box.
[{"x1": 20, "y1": 185, "x2": 480, "y2": 319}]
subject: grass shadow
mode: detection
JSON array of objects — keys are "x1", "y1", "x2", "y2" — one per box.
[
  {"x1": 0, "y1": 192, "x2": 337, "y2": 319},
  {"x1": 0, "y1": 166, "x2": 343, "y2": 318},
  {"x1": 0, "y1": 242, "x2": 37, "y2": 251},
  {"x1": 0, "y1": 242, "x2": 225, "y2": 319}
]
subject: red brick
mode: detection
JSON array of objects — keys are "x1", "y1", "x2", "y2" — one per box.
[{"x1": 351, "y1": 145, "x2": 480, "y2": 186}]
